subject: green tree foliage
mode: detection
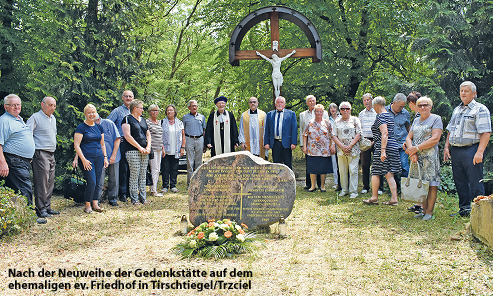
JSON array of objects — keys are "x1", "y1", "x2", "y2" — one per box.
[
  {"x1": 1, "y1": 0, "x2": 492, "y2": 188},
  {"x1": 199, "y1": 0, "x2": 432, "y2": 116}
]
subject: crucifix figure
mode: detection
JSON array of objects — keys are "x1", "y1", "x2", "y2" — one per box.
[
  {"x1": 230, "y1": 7, "x2": 322, "y2": 105},
  {"x1": 256, "y1": 46, "x2": 296, "y2": 98}
]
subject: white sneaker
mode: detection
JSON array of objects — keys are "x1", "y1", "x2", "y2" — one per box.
[
  {"x1": 171, "y1": 187, "x2": 179, "y2": 193},
  {"x1": 155, "y1": 192, "x2": 163, "y2": 197},
  {"x1": 350, "y1": 193, "x2": 358, "y2": 199},
  {"x1": 378, "y1": 190, "x2": 383, "y2": 195},
  {"x1": 161, "y1": 188, "x2": 168, "y2": 193},
  {"x1": 361, "y1": 189, "x2": 368, "y2": 194},
  {"x1": 339, "y1": 190, "x2": 347, "y2": 196},
  {"x1": 332, "y1": 185, "x2": 338, "y2": 189}
]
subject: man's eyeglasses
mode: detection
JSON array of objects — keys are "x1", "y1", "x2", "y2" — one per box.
[
  {"x1": 6, "y1": 104, "x2": 21, "y2": 108},
  {"x1": 340, "y1": 108, "x2": 350, "y2": 111},
  {"x1": 417, "y1": 104, "x2": 430, "y2": 108},
  {"x1": 249, "y1": 101, "x2": 257, "y2": 104}
]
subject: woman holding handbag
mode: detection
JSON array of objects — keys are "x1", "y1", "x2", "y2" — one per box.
[{"x1": 404, "y1": 96, "x2": 443, "y2": 220}]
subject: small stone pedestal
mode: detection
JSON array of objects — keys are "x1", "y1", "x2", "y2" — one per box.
[{"x1": 471, "y1": 199, "x2": 493, "y2": 248}]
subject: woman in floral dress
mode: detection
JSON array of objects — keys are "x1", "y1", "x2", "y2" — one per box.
[
  {"x1": 302, "y1": 104, "x2": 334, "y2": 192},
  {"x1": 405, "y1": 96, "x2": 443, "y2": 220}
]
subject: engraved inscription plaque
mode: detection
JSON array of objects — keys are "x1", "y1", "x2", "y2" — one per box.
[{"x1": 188, "y1": 151, "x2": 296, "y2": 228}]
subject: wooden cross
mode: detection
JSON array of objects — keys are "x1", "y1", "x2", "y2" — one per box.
[
  {"x1": 234, "y1": 12, "x2": 318, "y2": 63},
  {"x1": 231, "y1": 10, "x2": 320, "y2": 104},
  {"x1": 231, "y1": 183, "x2": 251, "y2": 220}
]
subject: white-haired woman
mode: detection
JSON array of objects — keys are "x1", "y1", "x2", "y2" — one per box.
[
  {"x1": 302, "y1": 104, "x2": 334, "y2": 192},
  {"x1": 405, "y1": 96, "x2": 443, "y2": 220},
  {"x1": 331, "y1": 101, "x2": 361, "y2": 198},
  {"x1": 363, "y1": 96, "x2": 401, "y2": 206},
  {"x1": 146, "y1": 104, "x2": 163, "y2": 197}
]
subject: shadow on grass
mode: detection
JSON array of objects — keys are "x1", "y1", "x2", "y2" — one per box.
[{"x1": 296, "y1": 184, "x2": 487, "y2": 251}]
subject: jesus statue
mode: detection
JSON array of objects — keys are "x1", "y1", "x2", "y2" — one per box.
[{"x1": 256, "y1": 49, "x2": 296, "y2": 98}]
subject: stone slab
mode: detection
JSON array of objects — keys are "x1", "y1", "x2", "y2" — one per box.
[
  {"x1": 188, "y1": 151, "x2": 296, "y2": 228},
  {"x1": 471, "y1": 199, "x2": 493, "y2": 248}
]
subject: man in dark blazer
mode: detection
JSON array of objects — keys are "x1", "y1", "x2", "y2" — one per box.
[{"x1": 264, "y1": 96, "x2": 297, "y2": 169}]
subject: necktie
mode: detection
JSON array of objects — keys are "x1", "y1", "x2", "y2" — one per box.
[{"x1": 276, "y1": 111, "x2": 281, "y2": 137}]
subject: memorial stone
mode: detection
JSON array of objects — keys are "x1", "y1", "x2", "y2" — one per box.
[{"x1": 188, "y1": 151, "x2": 296, "y2": 228}]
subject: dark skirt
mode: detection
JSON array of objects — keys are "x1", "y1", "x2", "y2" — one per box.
[{"x1": 307, "y1": 155, "x2": 333, "y2": 175}]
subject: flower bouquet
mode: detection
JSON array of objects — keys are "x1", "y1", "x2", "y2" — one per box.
[{"x1": 174, "y1": 219, "x2": 258, "y2": 259}]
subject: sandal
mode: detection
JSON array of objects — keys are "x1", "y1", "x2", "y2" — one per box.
[
  {"x1": 383, "y1": 201, "x2": 398, "y2": 206},
  {"x1": 408, "y1": 205, "x2": 422, "y2": 212},
  {"x1": 363, "y1": 199, "x2": 378, "y2": 205}
]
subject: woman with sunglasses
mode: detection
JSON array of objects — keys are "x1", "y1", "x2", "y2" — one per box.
[
  {"x1": 404, "y1": 97, "x2": 443, "y2": 220},
  {"x1": 331, "y1": 101, "x2": 362, "y2": 199}
]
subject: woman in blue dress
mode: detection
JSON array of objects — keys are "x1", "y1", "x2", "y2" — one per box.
[{"x1": 363, "y1": 96, "x2": 401, "y2": 206}]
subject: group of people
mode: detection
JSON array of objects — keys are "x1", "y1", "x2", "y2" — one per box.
[
  {"x1": 73, "y1": 92, "x2": 187, "y2": 214},
  {"x1": 301, "y1": 82, "x2": 490, "y2": 221},
  {"x1": 0, "y1": 80, "x2": 490, "y2": 224}
]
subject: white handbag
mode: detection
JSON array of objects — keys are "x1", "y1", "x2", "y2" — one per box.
[{"x1": 401, "y1": 162, "x2": 429, "y2": 203}]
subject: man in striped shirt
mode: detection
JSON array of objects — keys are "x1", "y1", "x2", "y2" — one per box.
[{"x1": 444, "y1": 81, "x2": 491, "y2": 217}]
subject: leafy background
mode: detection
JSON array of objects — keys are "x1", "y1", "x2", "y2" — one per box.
[{"x1": 0, "y1": 0, "x2": 491, "y2": 190}]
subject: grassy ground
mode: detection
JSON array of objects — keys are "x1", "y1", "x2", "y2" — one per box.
[{"x1": 0, "y1": 158, "x2": 492, "y2": 295}]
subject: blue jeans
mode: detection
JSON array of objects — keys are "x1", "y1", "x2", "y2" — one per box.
[
  {"x1": 80, "y1": 155, "x2": 104, "y2": 203},
  {"x1": 450, "y1": 144, "x2": 484, "y2": 211},
  {"x1": 399, "y1": 148, "x2": 409, "y2": 178},
  {"x1": 99, "y1": 162, "x2": 119, "y2": 204}
]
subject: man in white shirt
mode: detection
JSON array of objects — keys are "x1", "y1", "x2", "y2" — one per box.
[{"x1": 358, "y1": 93, "x2": 378, "y2": 194}]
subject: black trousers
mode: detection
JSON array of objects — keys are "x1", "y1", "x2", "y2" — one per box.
[
  {"x1": 272, "y1": 140, "x2": 292, "y2": 169},
  {"x1": 161, "y1": 154, "x2": 179, "y2": 189}
]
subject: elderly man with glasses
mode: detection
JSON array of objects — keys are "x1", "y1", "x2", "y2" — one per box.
[{"x1": 385, "y1": 93, "x2": 411, "y2": 191}]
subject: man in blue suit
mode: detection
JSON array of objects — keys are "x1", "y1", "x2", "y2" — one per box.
[{"x1": 264, "y1": 96, "x2": 297, "y2": 169}]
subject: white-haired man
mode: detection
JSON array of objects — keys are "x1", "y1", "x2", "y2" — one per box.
[{"x1": 444, "y1": 81, "x2": 491, "y2": 217}]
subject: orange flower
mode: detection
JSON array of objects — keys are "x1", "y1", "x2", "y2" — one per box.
[
  {"x1": 197, "y1": 232, "x2": 205, "y2": 239},
  {"x1": 207, "y1": 222, "x2": 215, "y2": 227},
  {"x1": 239, "y1": 229, "x2": 245, "y2": 235},
  {"x1": 207, "y1": 219, "x2": 215, "y2": 223},
  {"x1": 226, "y1": 221, "x2": 232, "y2": 226},
  {"x1": 241, "y1": 223, "x2": 248, "y2": 229},
  {"x1": 224, "y1": 231, "x2": 232, "y2": 238},
  {"x1": 187, "y1": 230, "x2": 195, "y2": 236}
]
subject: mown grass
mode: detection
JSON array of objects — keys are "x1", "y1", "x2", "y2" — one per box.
[{"x1": 0, "y1": 166, "x2": 492, "y2": 295}]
